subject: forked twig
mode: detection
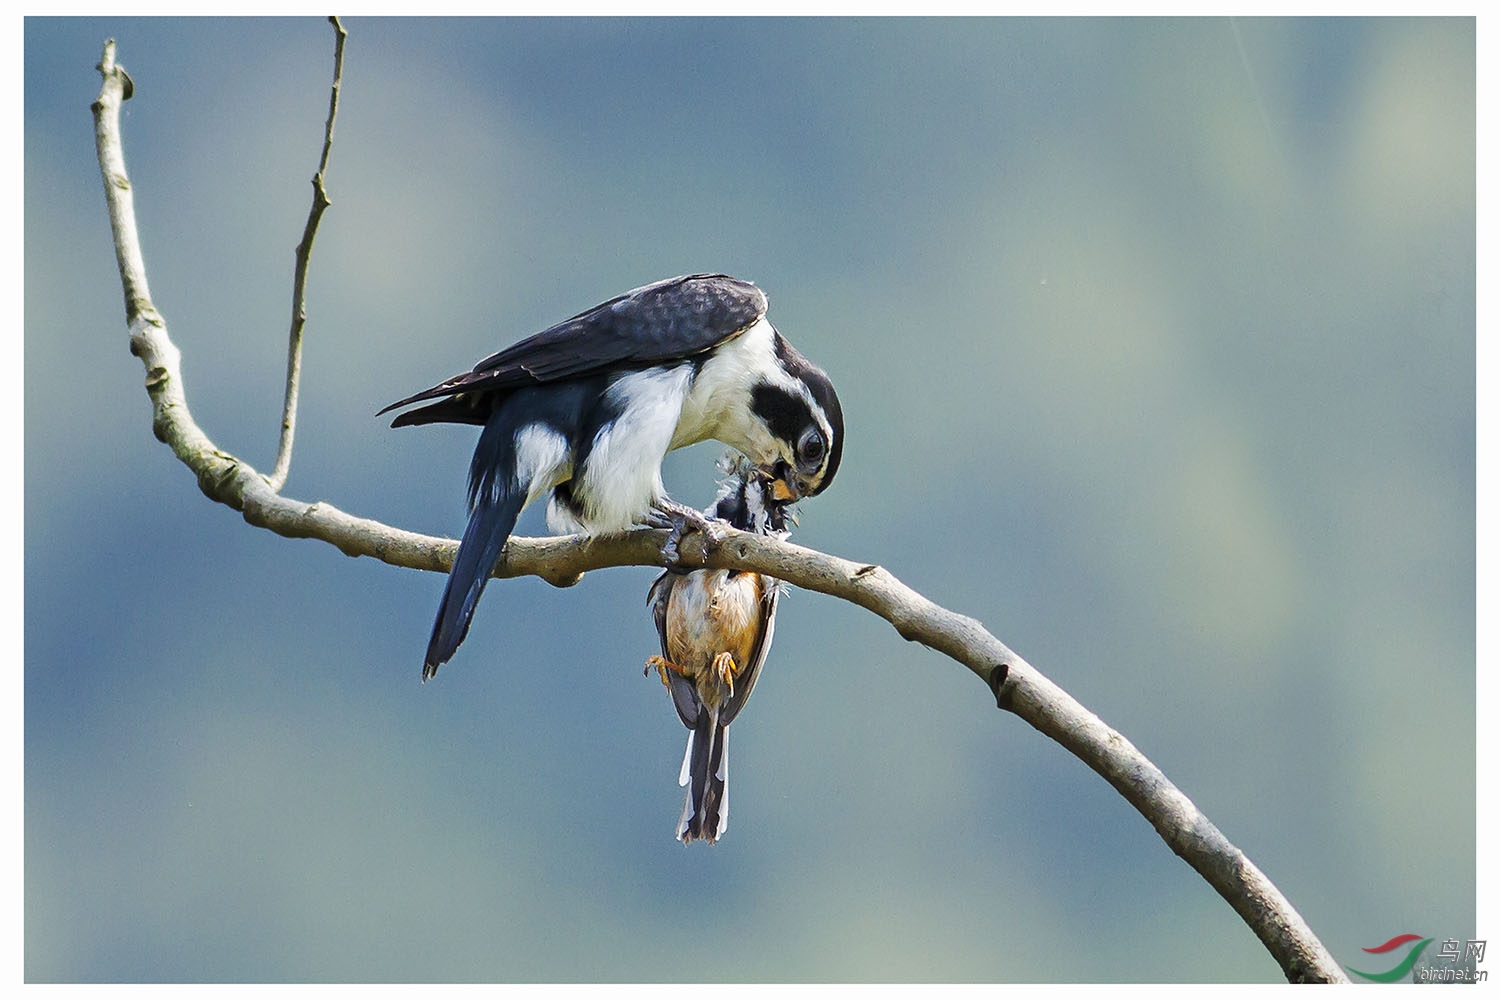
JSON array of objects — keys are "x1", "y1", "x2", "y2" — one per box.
[{"x1": 267, "y1": 15, "x2": 347, "y2": 493}]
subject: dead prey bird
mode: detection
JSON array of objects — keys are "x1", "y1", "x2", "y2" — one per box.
[{"x1": 646, "y1": 458, "x2": 794, "y2": 844}]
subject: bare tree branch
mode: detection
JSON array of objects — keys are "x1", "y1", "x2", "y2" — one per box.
[
  {"x1": 90, "y1": 33, "x2": 1349, "y2": 985},
  {"x1": 267, "y1": 15, "x2": 347, "y2": 493}
]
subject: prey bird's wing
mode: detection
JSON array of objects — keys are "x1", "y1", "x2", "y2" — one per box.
[
  {"x1": 380, "y1": 274, "x2": 767, "y2": 426},
  {"x1": 648, "y1": 570, "x2": 702, "y2": 730},
  {"x1": 720, "y1": 578, "x2": 779, "y2": 727}
]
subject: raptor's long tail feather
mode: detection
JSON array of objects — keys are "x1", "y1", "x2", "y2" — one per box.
[{"x1": 423, "y1": 481, "x2": 526, "y2": 680}]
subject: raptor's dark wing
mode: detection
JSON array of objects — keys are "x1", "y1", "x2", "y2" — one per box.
[{"x1": 380, "y1": 274, "x2": 767, "y2": 427}]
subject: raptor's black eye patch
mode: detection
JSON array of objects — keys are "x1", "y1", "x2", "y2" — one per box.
[{"x1": 750, "y1": 382, "x2": 814, "y2": 449}]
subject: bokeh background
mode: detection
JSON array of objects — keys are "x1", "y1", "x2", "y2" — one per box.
[{"x1": 25, "y1": 17, "x2": 1475, "y2": 983}]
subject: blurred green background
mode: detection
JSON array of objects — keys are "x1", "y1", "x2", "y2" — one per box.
[{"x1": 25, "y1": 17, "x2": 1474, "y2": 983}]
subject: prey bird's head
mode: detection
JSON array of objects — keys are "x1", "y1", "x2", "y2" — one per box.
[{"x1": 751, "y1": 330, "x2": 844, "y2": 502}]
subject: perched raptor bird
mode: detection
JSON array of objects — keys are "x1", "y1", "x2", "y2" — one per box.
[
  {"x1": 646, "y1": 459, "x2": 793, "y2": 844},
  {"x1": 380, "y1": 274, "x2": 842, "y2": 679}
]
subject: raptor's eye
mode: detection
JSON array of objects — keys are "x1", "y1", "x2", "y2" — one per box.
[{"x1": 797, "y1": 428, "x2": 826, "y2": 469}]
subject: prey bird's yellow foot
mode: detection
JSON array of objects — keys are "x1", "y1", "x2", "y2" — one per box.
[
  {"x1": 646, "y1": 655, "x2": 687, "y2": 688},
  {"x1": 712, "y1": 651, "x2": 741, "y2": 696}
]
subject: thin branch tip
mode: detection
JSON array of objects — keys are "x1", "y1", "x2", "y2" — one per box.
[
  {"x1": 96, "y1": 40, "x2": 134, "y2": 101},
  {"x1": 267, "y1": 18, "x2": 346, "y2": 493}
]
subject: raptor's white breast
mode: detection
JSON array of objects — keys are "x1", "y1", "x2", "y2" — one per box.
[
  {"x1": 670, "y1": 316, "x2": 782, "y2": 462},
  {"x1": 564, "y1": 364, "x2": 695, "y2": 533}
]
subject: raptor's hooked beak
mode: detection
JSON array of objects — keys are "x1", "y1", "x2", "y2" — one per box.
[{"x1": 765, "y1": 460, "x2": 801, "y2": 502}]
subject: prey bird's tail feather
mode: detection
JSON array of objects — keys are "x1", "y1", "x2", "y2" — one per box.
[{"x1": 677, "y1": 711, "x2": 729, "y2": 844}]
